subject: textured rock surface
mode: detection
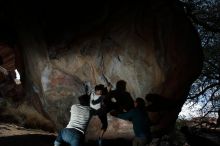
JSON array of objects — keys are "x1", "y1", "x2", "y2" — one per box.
[
  {"x1": 0, "y1": 1, "x2": 203, "y2": 139},
  {"x1": 0, "y1": 44, "x2": 15, "y2": 72}
]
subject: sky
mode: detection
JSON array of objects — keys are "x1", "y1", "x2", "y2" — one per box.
[
  {"x1": 179, "y1": 101, "x2": 217, "y2": 120},
  {"x1": 179, "y1": 102, "x2": 203, "y2": 119}
]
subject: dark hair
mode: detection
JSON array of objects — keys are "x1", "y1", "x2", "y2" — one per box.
[
  {"x1": 135, "y1": 97, "x2": 145, "y2": 109},
  {"x1": 102, "y1": 87, "x2": 108, "y2": 95},
  {"x1": 78, "y1": 94, "x2": 90, "y2": 106},
  {"x1": 95, "y1": 84, "x2": 104, "y2": 91},
  {"x1": 116, "y1": 80, "x2": 126, "y2": 91}
]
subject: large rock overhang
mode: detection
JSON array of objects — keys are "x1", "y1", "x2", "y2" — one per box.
[{"x1": 0, "y1": 1, "x2": 203, "y2": 138}]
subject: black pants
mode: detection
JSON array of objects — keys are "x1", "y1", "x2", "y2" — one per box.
[{"x1": 91, "y1": 108, "x2": 108, "y2": 130}]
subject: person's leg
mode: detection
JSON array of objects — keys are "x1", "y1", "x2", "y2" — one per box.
[
  {"x1": 54, "y1": 130, "x2": 63, "y2": 146},
  {"x1": 90, "y1": 108, "x2": 97, "y2": 115},
  {"x1": 62, "y1": 128, "x2": 83, "y2": 146},
  {"x1": 97, "y1": 109, "x2": 108, "y2": 131}
]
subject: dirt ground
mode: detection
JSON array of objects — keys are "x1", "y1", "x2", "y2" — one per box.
[
  {"x1": 0, "y1": 123, "x2": 56, "y2": 146},
  {"x1": 1, "y1": 122, "x2": 220, "y2": 146},
  {"x1": 0, "y1": 123, "x2": 132, "y2": 146}
]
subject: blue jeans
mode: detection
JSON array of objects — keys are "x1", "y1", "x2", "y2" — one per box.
[{"x1": 54, "y1": 128, "x2": 84, "y2": 146}]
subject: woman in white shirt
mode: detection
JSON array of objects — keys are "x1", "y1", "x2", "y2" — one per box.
[{"x1": 54, "y1": 94, "x2": 91, "y2": 146}]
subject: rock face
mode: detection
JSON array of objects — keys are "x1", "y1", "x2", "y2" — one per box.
[{"x1": 0, "y1": 1, "x2": 203, "y2": 139}]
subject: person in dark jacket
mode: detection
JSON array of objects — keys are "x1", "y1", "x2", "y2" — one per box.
[
  {"x1": 105, "y1": 80, "x2": 134, "y2": 113},
  {"x1": 111, "y1": 97, "x2": 152, "y2": 146}
]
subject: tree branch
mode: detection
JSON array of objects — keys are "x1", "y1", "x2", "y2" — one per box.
[{"x1": 188, "y1": 83, "x2": 219, "y2": 99}]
